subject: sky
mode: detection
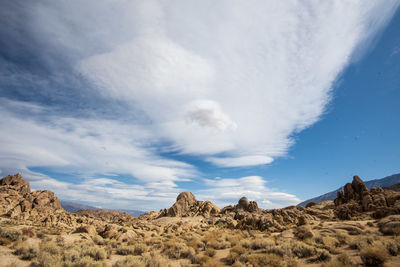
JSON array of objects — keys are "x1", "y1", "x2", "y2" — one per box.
[{"x1": 0, "y1": 1, "x2": 399, "y2": 211}]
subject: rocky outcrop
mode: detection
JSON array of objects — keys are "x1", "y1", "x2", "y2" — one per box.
[
  {"x1": 216, "y1": 197, "x2": 333, "y2": 232},
  {"x1": 0, "y1": 174, "x2": 98, "y2": 227},
  {"x1": 334, "y1": 176, "x2": 400, "y2": 219},
  {"x1": 75, "y1": 209, "x2": 135, "y2": 222},
  {"x1": 159, "y1": 192, "x2": 220, "y2": 218}
]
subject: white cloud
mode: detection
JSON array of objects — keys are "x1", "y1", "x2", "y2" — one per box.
[
  {"x1": 197, "y1": 176, "x2": 301, "y2": 209},
  {"x1": 75, "y1": 1, "x2": 399, "y2": 166},
  {"x1": 207, "y1": 155, "x2": 273, "y2": 167}
]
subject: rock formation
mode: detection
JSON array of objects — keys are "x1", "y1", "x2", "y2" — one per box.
[
  {"x1": 334, "y1": 175, "x2": 400, "y2": 219},
  {"x1": 0, "y1": 174, "x2": 97, "y2": 227},
  {"x1": 159, "y1": 192, "x2": 220, "y2": 218}
]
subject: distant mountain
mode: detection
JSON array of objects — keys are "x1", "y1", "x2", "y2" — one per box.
[
  {"x1": 61, "y1": 201, "x2": 98, "y2": 213},
  {"x1": 60, "y1": 200, "x2": 146, "y2": 217},
  {"x1": 298, "y1": 173, "x2": 400, "y2": 206}
]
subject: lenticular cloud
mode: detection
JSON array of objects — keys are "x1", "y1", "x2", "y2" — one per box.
[{"x1": 78, "y1": 1, "x2": 399, "y2": 167}]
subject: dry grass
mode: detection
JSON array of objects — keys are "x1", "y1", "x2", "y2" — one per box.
[
  {"x1": 360, "y1": 245, "x2": 389, "y2": 267},
  {"x1": 247, "y1": 253, "x2": 282, "y2": 267}
]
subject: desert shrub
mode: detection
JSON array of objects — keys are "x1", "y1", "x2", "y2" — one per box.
[
  {"x1": 292, "y1": 241, "x2": 315, "y2": 258},
  {"x1": 39, "y1": 241, "x2": 62, "y2": 255},
  {"x1": 385, "y1": 239, "x2": 399, "y2": 256},
  {"x1": 0, "y1": 228, "x2": 20, "y2": 241},
  {"x1": 294, "y1": 225, "x2": 314, "y2": 240},
  {"x1": 117, "y1": 245, "x2": 136, "y2": 255},
  {"x1": 92, "y1": 235, "x2": 104, "y2": 245},
  {"x1": 348, "y1": 237, "x2": 366, "y2": 250},
  {"x1": 230, "y1": 245, "x2": 246, "y2": 255},
  {"x1": 14, "y1": 245, "x2": 38, "y2": 260},
  {"x1": 82, "y1": 246, "x2": 107, "y2": 261},
  {"x1": 286, "y1": 258, "x2": 299, "y2": 267},
  {"x1": 360, "y1": 246, "x2": 389, "y2": 267},
  {"x1": 21, "y1": 228, "x2": 35, "y2": 237},
  {"x1": 163, "y1": 242, "x2": 194, "y2": 259},
  {"x1": 225, "y1": 252, "x2": 240, "y2": 265},
  {"x1": 134, "y1": 243, "x2": 147, "y2": 255},
  {"x1": 71, "y1": 255, "x2": 106, "y2": 267},
  {"x1": 0, "y1": 237, "x2": 12, "y2": 246},
  {"x1": 112, "y1": 256, "x2": 145, "y2": 267},
  {"x1": 186, "y1": 237, "x2": 203, "y2": 251},
  {"x1": 62, "y1": 246, "x2": 81, "y2": 262},
  {"x1": 227, "y1": 236, "x2": 241, "y2": 247},
  {"x1": 240, "y1": 239, "x2": 251, "y2": 248},
  {"x1": 335, "y1": 231, "x2": 349, "y2": 245},
  {"x1": 31, "y1": 251, "x2": 62, "y2": 267},
  {"x1": 250, "y1": 238, "x2": 274, "y2": 250},
  {"x1": 202, "y1": 258, "x2": 224, "y2": 267},
  {"x1": 205, "y1": 247, "x2": 216, "y2": 257},
  {"x1": 323, "y1": 253, "x2": 354, "y2": 267},
  {"x1": 308, "y1": 248, "x2": 331, "y2": 263},
  {"x1": 248, "y1": 253, "x2": 282, "y2": 267},
  {"x1": 143, "y1": 252, "x2": 169, "y2": 267}
]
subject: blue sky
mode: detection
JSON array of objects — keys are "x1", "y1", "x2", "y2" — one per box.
[{"x1": 0, "y1": 1, "x2": 399, "y2": 211}]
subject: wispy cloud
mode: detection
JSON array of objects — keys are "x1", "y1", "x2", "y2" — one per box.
[{"x1": 0, "y1": 0, "x2": 398, "y2": 210}]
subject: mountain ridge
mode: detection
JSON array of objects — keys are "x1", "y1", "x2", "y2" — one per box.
[{"x1": 60, "y1": 200, "x2": 146, "y2": 217}]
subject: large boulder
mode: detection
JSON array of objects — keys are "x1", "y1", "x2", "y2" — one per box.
[
  {"x1": 0, "y1": 173, "x2": 30, "y2": 195},
  {"x1": 159, "y1": 192, "x2": 220, "y2": 218}
]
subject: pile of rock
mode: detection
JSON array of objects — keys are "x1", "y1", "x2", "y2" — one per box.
[
  {"x1": 158, "y1": 192, "x2": 220, "y2": 218},
  {"x1": 0, "y1": 174, "x2": 95, "y2": 227},
  {"x1": 334, "y1": 175, "x2": 400, "y2": 219}
]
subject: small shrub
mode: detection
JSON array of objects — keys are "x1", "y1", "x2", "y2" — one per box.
[
  {"x1": 240, "y1": 239, "x2": 251, "y2": 248},
  {"x1": 92, "y1": 235, "x2": 104, "y2": 245},
  {"x1": 82, "y1": 246, "x2": 107, "y2": 261},
  {"x1": 230, "y1": 245, "x2": 246, "y2": 255},
  {"x1": 31, "y1": 251, "x2": 62, "y2": 267},
  {"x1": 112, "y1": 255, "x2": 144, "y2": 267},
  {"x1": 385, "y1": 239, "x2": 399, "y2": 256},
  {"x1": 248, "y1": 253, "x2": 282, "y2": 267},
  {"x1": 202, "y1": 258, "x2": 224, "y2": 267},
  {"x1": 21, "y1": 228, "x2": 35, "y2": 237},
  {"x1": 205, "y1": 247, "x2": 216, "y2": 257},
  {"x1": 0, "y1": 237, "x2": 12, "y2": 246},
  {"x1": 250, "y1": 238, "x2": 274, "y2": 250},
  {"x1": 323, "y1": 253, "x2": 354, "y2": 267},
  {"x1": 292, "y1": 241, "x2": 315, "y2": 258},
  {"x1": 14, "y1": 245, "x2": 38, "y2": 260},
  {"x1": 360, "y1": 246, "x2": 389, "y2": 267},
  {"x1": 0, "y1": 229, "x2": 20, "y2": 241},
  {"x1": 117, "y1": 245, "x2": 136, "y2": 255},
  {"x1": 134, "y1": 243, "x2": 147, "y2": 255}
]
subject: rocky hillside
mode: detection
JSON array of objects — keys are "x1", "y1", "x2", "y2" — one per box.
[
  {"x1": 298, "y1": 173, "x2": 400, "y2": 206},
  {"x1": 0, "y1": 174, "x2": 96, "y2": 227}
]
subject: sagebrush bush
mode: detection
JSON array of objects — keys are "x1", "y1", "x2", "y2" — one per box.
[
  {"x1": 385, "y1": 239, "x2": 399, "y2": 256},
  {"x1": 14, "y1": 245, "x2": 38, "y2": 260},
  {"x1": 112, "y1": 256, "x2": 145, "y2": 267},
  {"x1": 205, "y1": 247, "x2": 216, "y2": 257},
  {"x1": 292, "y1": 241, "x2": 315, "y2": 258},
  {"x1": 250, "y1": 238, "x2": 274, "y2": 250},
  {"x1": 0, "y1": 228, "x2": 20, "y2": 242},
  {"x1": 247, "y1": 253, "x2": 282, "y2": 267},
  {"x1": 82, "y1": 246, "x2": 107, "y2": 261},
  {"x1": 360, "y1": 246, "x2": 389, "y2": 267}
]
